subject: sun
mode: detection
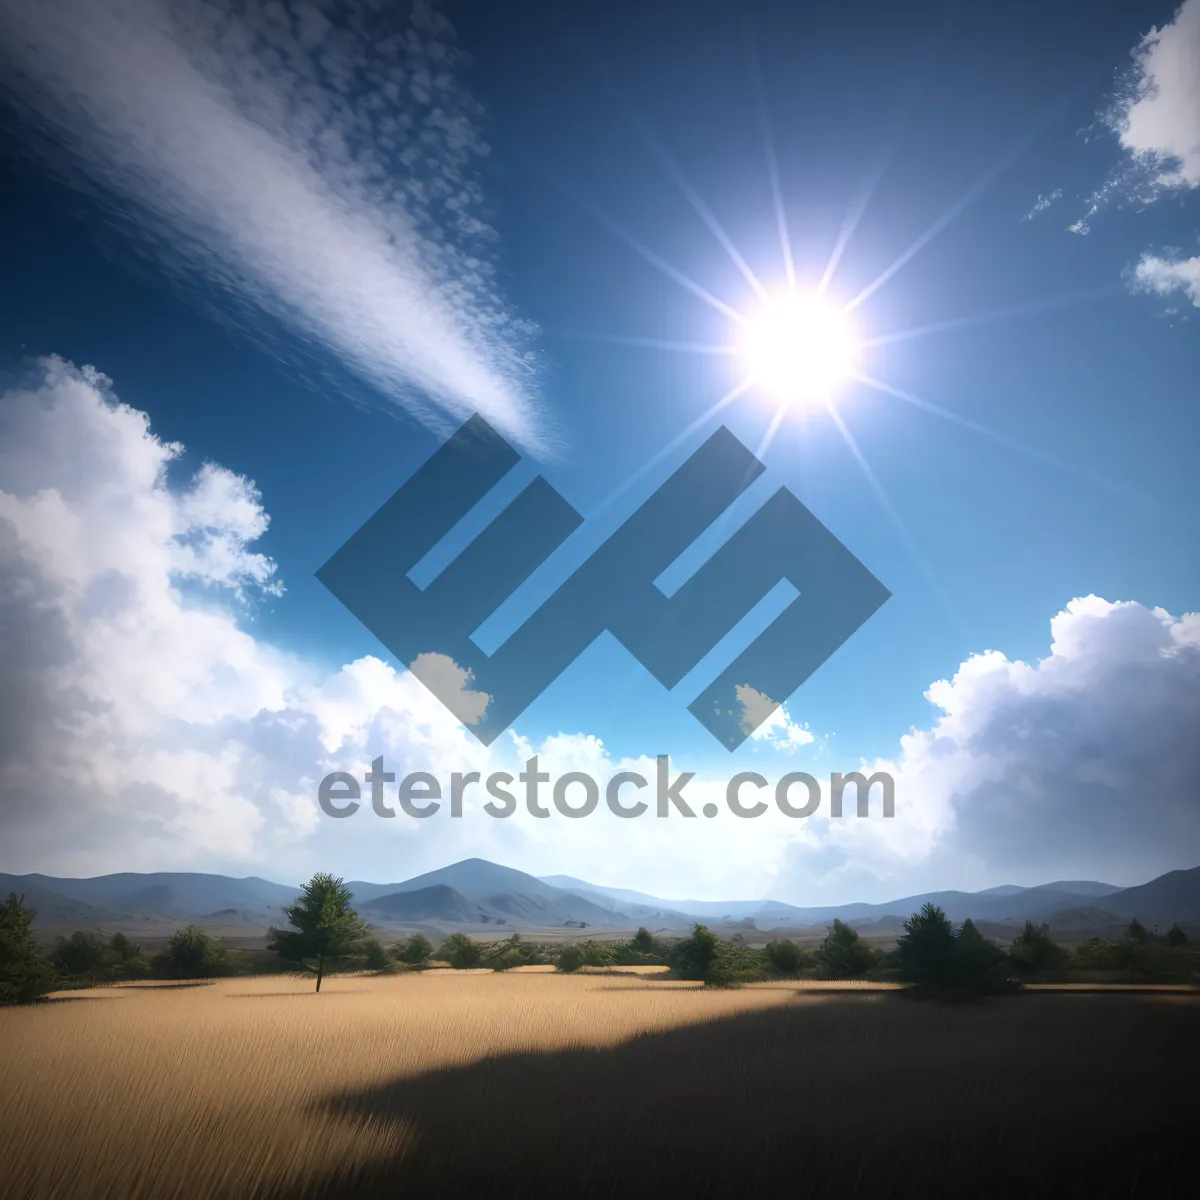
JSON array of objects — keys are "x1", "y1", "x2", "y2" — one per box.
[{"x1": 737, "y1": 291, "x2": 857, "y2": 407}]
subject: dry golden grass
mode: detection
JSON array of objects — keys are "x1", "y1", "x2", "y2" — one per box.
[
  {"x1": 0, "y1": 971, "x2": 803, "y2": 1200},
  {"x1": 2, "y1": 972, "x2": 1196, "y2": 1199}
]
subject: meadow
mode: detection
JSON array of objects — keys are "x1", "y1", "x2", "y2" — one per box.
[{"x1": 1, "y1": 970, "x2": 1196, "y2": 1199}]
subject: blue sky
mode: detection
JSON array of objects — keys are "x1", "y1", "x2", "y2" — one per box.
[{"x1": 1, "y1": 0, "x2": 1198, "y2": 901}]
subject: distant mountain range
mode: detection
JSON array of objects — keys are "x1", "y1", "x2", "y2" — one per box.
[{"x1": 4, "y1": 859, "x2": 1199, "y2": 936}]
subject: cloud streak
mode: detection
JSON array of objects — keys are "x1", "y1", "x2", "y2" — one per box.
[{"x1": 0, "y1": 0, "x2": 544, "y2": 448}]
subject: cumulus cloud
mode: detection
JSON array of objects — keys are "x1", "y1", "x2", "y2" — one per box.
[
  {"x1": 1071, "y1": 2, "x2": 1199, "y2": 243},
  {"x1": 1115, "y1": 0, "x2": 1200, "y2": 191},
  {"x1": 736, "y1": 685, "x2": 815, "y2": 753},
  {"x1": 852, "y1": 596, "x2": 1200, "y2": 893},
  {"x1": 1132, "y1": 250, "x2": 1200, "y2": 307},
  {"x1": 2, "y1": 361, "x2": 1197, "y2": 899},
  {"x1": 0, "y1": 0, "x2": 543, "y2": 448}
]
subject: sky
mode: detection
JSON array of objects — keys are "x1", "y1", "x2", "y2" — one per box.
[{"x1": 0, "y1": 0, "x2": 1198, "y2": 904}]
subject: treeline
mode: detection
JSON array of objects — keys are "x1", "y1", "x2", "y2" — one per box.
[
  {"x1": 3, "y1": 878, "x2": 1197, "y2": 1005},
  {"x1": 368, "y1": 908, "x2": 1200, "y2": 994}
]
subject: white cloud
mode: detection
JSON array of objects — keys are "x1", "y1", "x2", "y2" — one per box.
[
  {"x1": 0, "y1": 0, "x2": 544, "y2": 449},
  {"x1": 407, "y1": 652, "x2": 490, "y2": 727},
  {"x1": 736, "y1": 685, "x2": 815, "y2": 753},
  {"x1": 1022, "y1": 188, "x2": 1062, "y2": 221},
  {"x1": 1115, "y1": 0, "x2": 1200, "y2": 191},
  {"x1": 850, "y1": 595, "x2": 1200, "y2": 894},
  {"x1": 1070, "y1": 2, "x2": 1199, "y2": 241},
  {"x1": 2, "y1": 362, "x2": 1197, "y2": 900},
  {"x1": 1132, "y1": 251, "x2": 1200, "y2": 306}
]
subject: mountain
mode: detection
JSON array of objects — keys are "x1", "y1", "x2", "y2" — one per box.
[
  {"x1": 538, "y1": 872, "x2": 1189, "y2": 930},
  {"x1": 7, "y1": 860, "x2": 1198, "y2": 934},
  {"x1": 0, "y1": 874, "x2": 121, "y2": 926},
  {"x1": 1090, "y1": 867, "x2": 1200, "y2": 922},
  {"x1": 353, "y1": 859, "x2": 646, "y2": 928},
  {"x1": 10, "y1": 872, "x2": 300, "y2": 918},
  {"x1": 360, "y1": 885, "x2": 481, "y2": 924}
]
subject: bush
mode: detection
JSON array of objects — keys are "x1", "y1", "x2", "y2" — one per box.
[
  {"x1": 359, "y1": 936, "x2": 389, "y2": 971},
  {"x1": 1008, "y1": 921, "x2": 1068, "y2": 980},
  {"x1": 52, "y1": 930, "x2": 114, "y2": 979},
  {"x1": 955, "y1": 920, "x2": 1016, "y2": 995},
  {"x1": 896, "y1": 905, "x2": 957, "y2": 986},
  {"x1": 155, "y1": 925, "x2": 234, "y2": 979},
  {"x1": 1, "y1": 893, "x2": 52, "y2": 1005},
  {"x1": 479, "y1": 933, "x2": 548, "y2": 971},
  {"x1": 110, "y1": 932, "x2": 142, "y2": 963},
  {"x1": 630, "y1": 927, "x2": 655, "y2": 954},
  {"x1": 392, "y1": 933, "x2": 434, "y2": 967},
  {"x1": 764, "y1": 938, "x2": 808, "y2": 976},
  {"x1": 671, "y1": 924, "x2": 722, "y2": 981},
  {"x1": 437, "y1": 933, "x2": 483, "y2": 969},
  {"x1": 556, "y1": 944, "x2": 584, "y2": 973},
  {"x1": 816, "y1": 920, "x2": 877, "y2": 978},
  {"x1": 897, "y1": 906, "x2": 1016, "y2": 996}
]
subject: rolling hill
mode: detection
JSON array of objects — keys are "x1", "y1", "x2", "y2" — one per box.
[{"x1": 6, "y1": 859, "x2": 1198, "y2": 935}]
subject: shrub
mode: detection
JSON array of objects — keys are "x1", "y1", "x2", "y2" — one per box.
[
  {"x1": 816, "y1": 919, "x2": 877, "y2": 978},
  {"x1": 110, "y1": 932, "x2": 142, "y2": 962},
  {"x1": 955, "y1": 920, "x2": 1016, "y2": 995},
  {"x1": 896, "y1": 905, "x2": 957, "y2": 986},
  {"x1": 630, "y1": 927, "x2": 655, "y2": 954},
  {"x1": 52, "y1": 930, "x2": 114, "y2": 979},
  {"x1": 437, "y1": 933, "x2": 483, "y2": 969},
  {"x1": 1008, "y1": 921, "x2": 1068, "y2": 979},
  {"x1": 671, "y1": 924, "x2": 721, "y2": 981},
  {"x1": 155, "y1": 925, "x2": 233, "y2": 979},
  {"x1": 480, "y1": 933, "x2": 548, "y2": 970},
  {"x1": 897, "y1": 906, "x2": 1016, "y2": 996},
  {"x1": 556, "y1": 944, "x2": 584, "y2": 973},
  {"x1": 359, "y1": 937, "x2": 389, "y2": 971},
  {"x1": 764, "y1": 938, "x2": 808, "y2": 976},
  {"x1": 392, "y1": 933, "x2": 434, "y2": 966}
]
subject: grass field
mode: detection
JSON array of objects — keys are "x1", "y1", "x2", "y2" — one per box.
[{"x1": 2, "y1": 973, "x2": 1196, "y2": 1199}]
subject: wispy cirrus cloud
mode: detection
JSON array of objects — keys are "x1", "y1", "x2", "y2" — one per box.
[
  {"x1": 0, "y1": 0, "x2": 546, "y2": 448},
  {"x1": 1021, "y1": 188, "x2": 1062, "y2": 222}
]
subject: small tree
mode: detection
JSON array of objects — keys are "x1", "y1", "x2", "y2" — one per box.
[
  {"x1": 268, "y1": 873, "x2": 367, "y2": 992},
  {"x1": 1165, "y1": 924, "x2": 1188, "y2": 947},
  {"x1": 0, "y1": 893, "x2": 52, "y2": 1006},
  {"x1": 817, "y1": 919, "x2": 876, "y2": 978},
  {"x1": 52, "y1": 930, "x2": 114, "y2": 979},
  {"x1": 897, "y1": 904, "x2": 958, "y2": 987},
  {"x1": 765, "y1": 938, "x2": 807, "y2": 976},
  {"x1": 360, "y1": 936, "x2": 389, "y2": 971},
  {"x1": 631, "y1": 927, "x2": 655, "y2": 954},
  {"x1": 1009, "y1": 921, "x2": 1068, "y2": 979},
  {"x1": 556, "y1": 944, "x2": 584, "y2": 972},
  {"x1": 110, "y1": 932, "x2": 142, "y2": 962},
  {"x1": 672, "y1": 924, "x2": 721, "y2": 981},
  {"x1": 156, "y1": 925, "x2": 231, "y2": 979},
  {"x1": 956, "y1": 920, "x2": 1014, "y2": 994},
  {"x1": 393, "y1": 933, "x2": 433, "y2": 967},
  {"x1": 437, "y1": 932, "x2": 483, "y2": 969}
]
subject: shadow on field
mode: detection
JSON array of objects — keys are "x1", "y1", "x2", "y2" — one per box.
[
  {"x1": 262, "y1": 993, "x2": 1198, "y2": 1199},
  {"x1": 225, "y1": 989, "x2": 370, "y2": 998}
]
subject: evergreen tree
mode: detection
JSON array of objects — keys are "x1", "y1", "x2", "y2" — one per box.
[
  {"x1": 0, "y1": 893, "x2": 52, "y2": 1005},
  {"x1": 268, "y1": 873, "x2": 367, "y2": 992}
]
